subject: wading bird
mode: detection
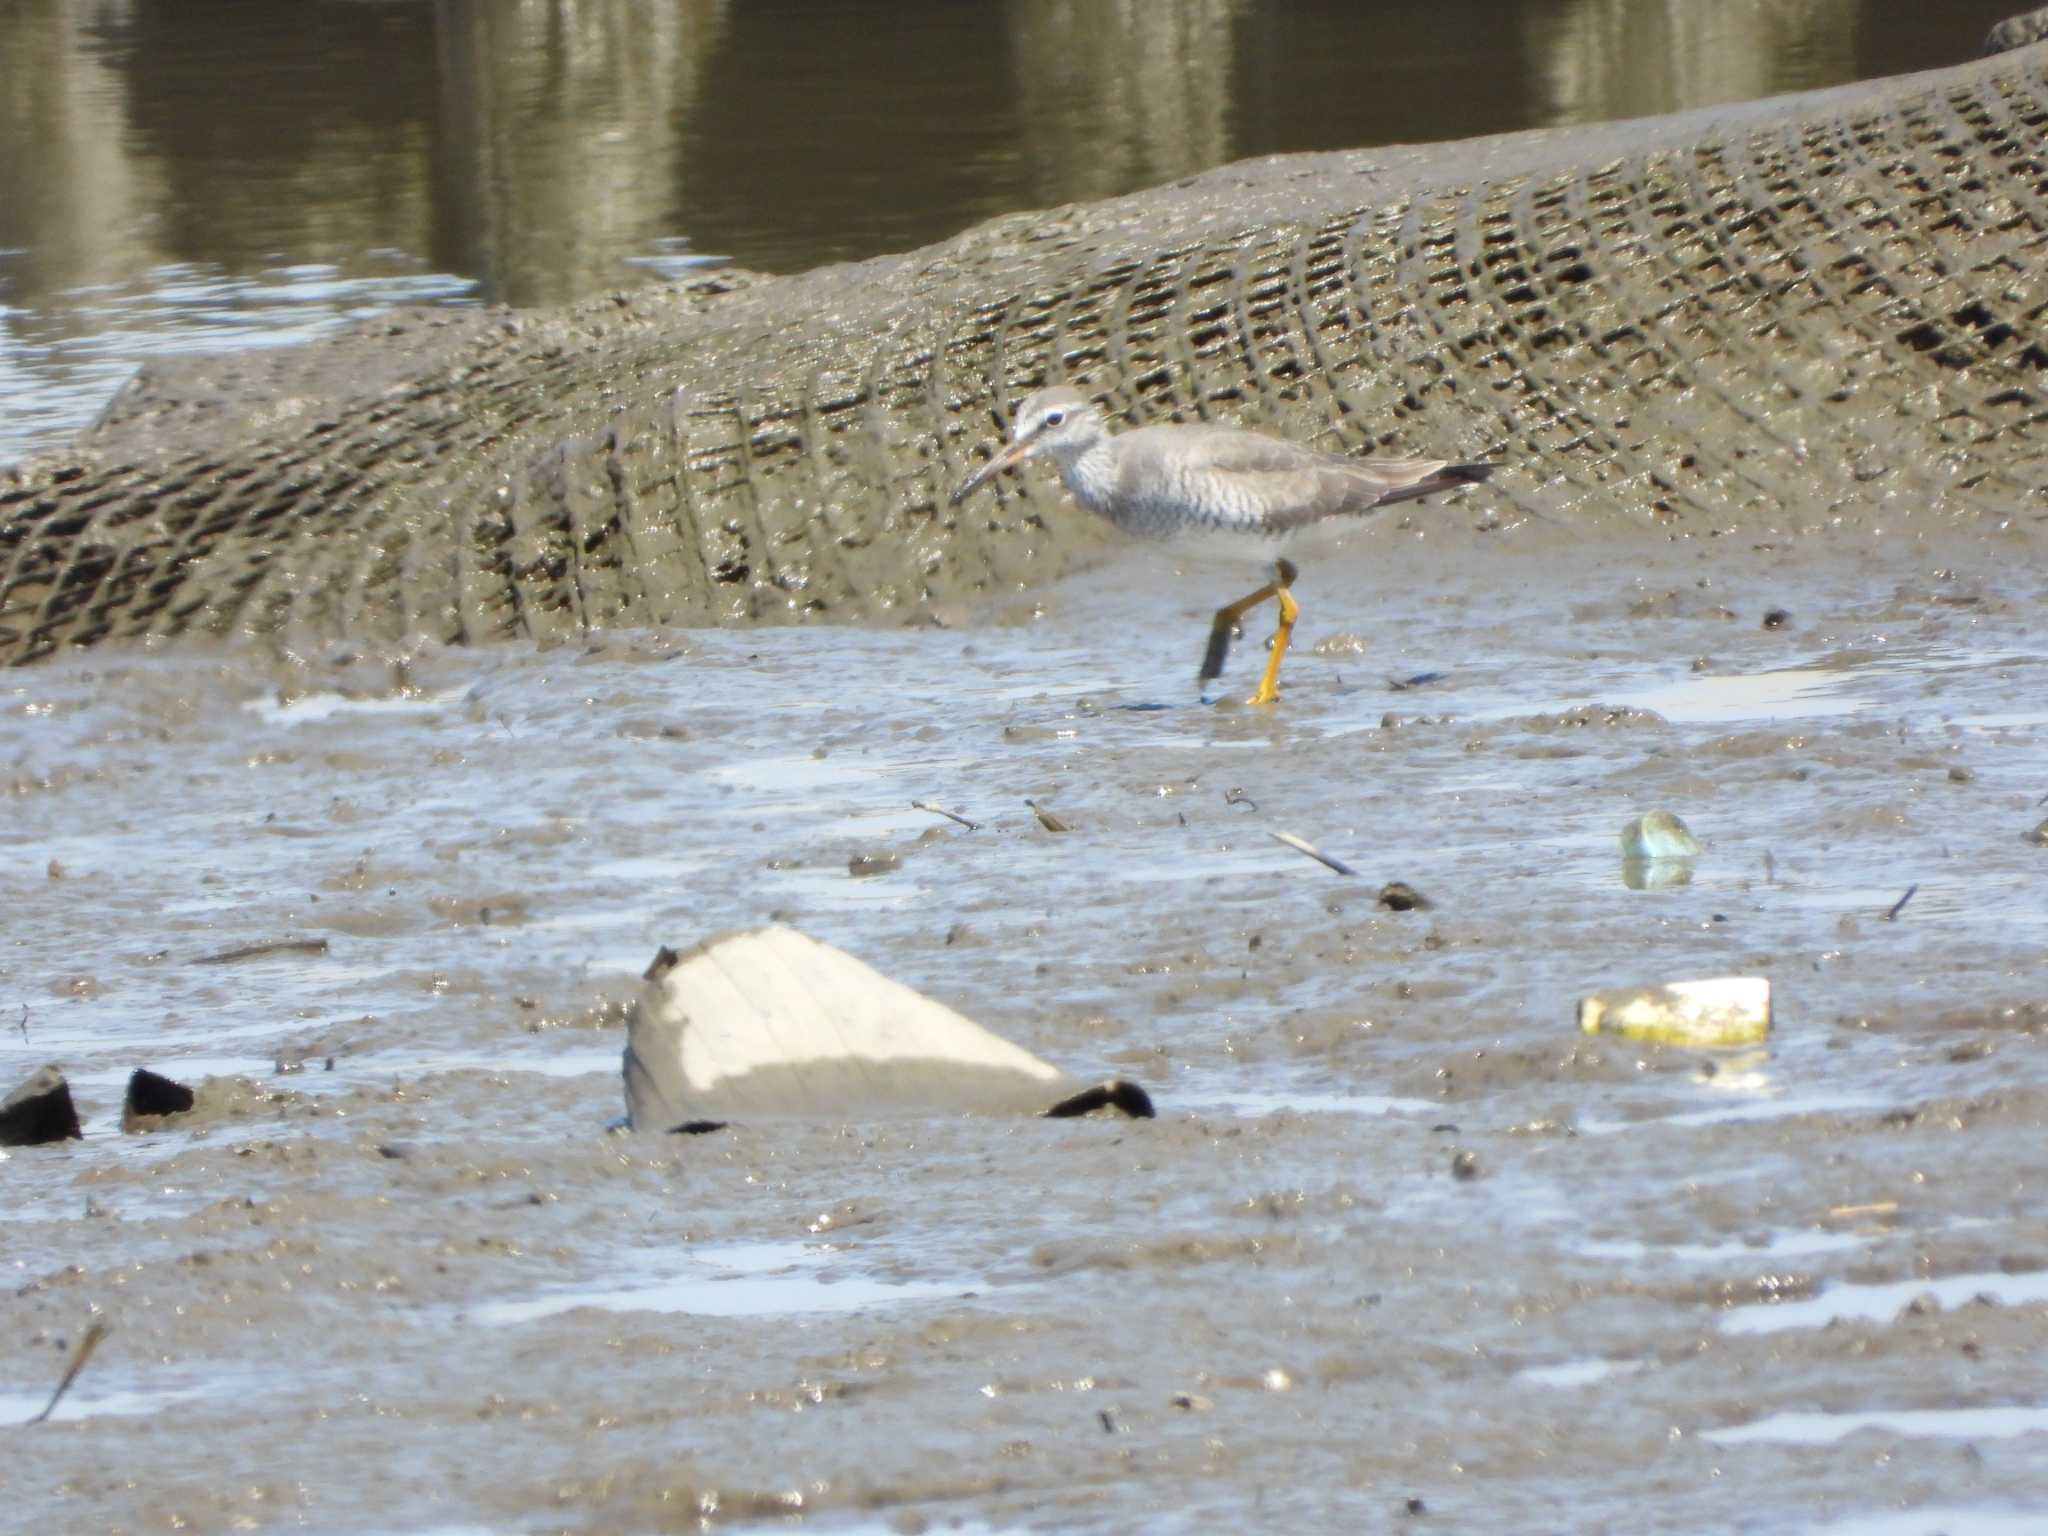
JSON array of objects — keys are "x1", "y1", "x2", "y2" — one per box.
[{"x1": 950, "y1": 386, "x2": 1497, "y2": 703}]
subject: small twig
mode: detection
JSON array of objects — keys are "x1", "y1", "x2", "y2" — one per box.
[
  {"x1": 1224, "y1": 788, "x2": 1259, "y2": 812},
  {"x1": 15, "y1": 1003, "x2": 26, "y2": 1043},
  {"x1": 1884, "y1": 884, "x2": 1918, "y2": 922},
  {"x1": 1267, "y1": 830, "x2": 1355, "y2": 877},
  {"x1": 193, "y1": 938, "x2": 330, "y2": 966},
  {"x1": 28, "y1": 1321, "x2": 108, "y2": 1425},
  {"x1": 1386, "y1": 671, "x2": 1445, "y2": 692},
  {"x1": 911, "y1": 800, "x2": 979, "y2": 832},
  {"x1": 1025, "y1": 799, "x2": 1072, "y2": 833}
]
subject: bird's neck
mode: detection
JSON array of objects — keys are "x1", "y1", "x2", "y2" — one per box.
[{"x1": 1046, "y1": 436, "x2": 1116, "y2": 514}]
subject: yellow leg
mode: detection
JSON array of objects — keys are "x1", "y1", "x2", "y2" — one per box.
[
  {"x1": 1247, "y1": 577, "x2": 1300, "y2": 706},
  {"x1": 1199, "y1": 558, "x2": 1299, "y2": 705}
]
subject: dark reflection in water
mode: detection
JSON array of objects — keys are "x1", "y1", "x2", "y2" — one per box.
[{"x1": 0, "y1": 0, "x2": 2021, "y2": 461}]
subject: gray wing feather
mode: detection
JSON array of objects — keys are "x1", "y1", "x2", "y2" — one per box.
[{"x1": 1119, "y1": 423, "x2": 1467, "y2": 533}]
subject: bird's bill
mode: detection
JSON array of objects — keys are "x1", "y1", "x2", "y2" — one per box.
[{"x1": 948, "y1": 437, "x2": 1037, "y2": 506}]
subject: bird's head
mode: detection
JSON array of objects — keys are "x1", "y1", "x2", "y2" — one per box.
[{"x1": 949, "y1": 385, "x2": 1104, "y2": 505}]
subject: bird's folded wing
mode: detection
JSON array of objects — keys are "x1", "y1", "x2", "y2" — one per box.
[{"x1": 1186, "y1": 435, "x2": 1458, "y2": 530}]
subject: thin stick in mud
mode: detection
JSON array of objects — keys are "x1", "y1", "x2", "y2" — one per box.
[
  {"x1": 28, "y1": 1321, "x2": 108, "y2": 1425},
  {"x1": 193, "y1": 938, "x2": 330, "y2": 965},
  {"x1": 1267, "y1": 830, "x2": 1355, "y2": 877},
  {"x1": 1025, "y1": 799, "x2": 1072, "y2": 833}
]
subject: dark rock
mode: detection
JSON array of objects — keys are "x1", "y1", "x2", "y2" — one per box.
[
  {"x1": 1377, "y1": 881, "x2": 1434, "y2": 912},
  {"x1": 1043, "y1": 1079, "x2": 1156, "y2": 1120},
  {"x1": 1986, "y1": 7, "x2": 2048, "y2": 53},
  {"x1": 1, "y1": 1066, "x2": 84, "y2": 1146},
  {"x1": 123, "y1": 1068, "x2": 196, "y2": 1124}
]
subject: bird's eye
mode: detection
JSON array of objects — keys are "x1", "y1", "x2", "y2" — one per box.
[{"x1": 1043, "y1": 409, "x2": 1066, "y2": 427}]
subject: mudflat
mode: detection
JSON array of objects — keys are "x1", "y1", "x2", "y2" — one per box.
[{"x1": 5, "y1": 519, "x2": 2045, "y2": 1531}]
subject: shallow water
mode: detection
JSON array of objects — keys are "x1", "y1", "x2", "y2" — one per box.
[
  {"x1": 1722, "y1": 1268, "x2": 2048, "y2": 1337},
  {"x1": 1706, "y1": 1404, "x2": 2048, "y2": 1446},
  {"x1": 468, "y1": 1240, "x2": 979, "y2": 1326},
  {"x1": 5, "y1": 527, "x2": 2048, "y2": 1530}
]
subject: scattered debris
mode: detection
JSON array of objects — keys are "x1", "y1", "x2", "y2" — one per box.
[
  {"x1": 1621, "y1": 858, "x2": 1694, "y2": 891},
  {"x1": 1450, "y1": 1149, "x2": 1482, "y2": 1181},
  {"x1": 1387, "y1": 671, "x2": 1445, "y2": 691},
  {"x1": 121, "y1": 1069, "x2": 196, "y2": 1131},
  {"x1": 1884, "y1": 884, "x2": 1918, "y2": 921},
  {"x1": 1267, "y1": 830, "x2": 1354, "y2": 876},
  {"x1": 14, "y1": 1003, "x2": 26, "y2": 1043},
  {"x1": 1621, "y1": 810, "x2": 1703, "y2": 890},
  {"x1": 1761, "y1": 608, "x2": 1791, "y2": 629},
  {"x1": 2024, "y1": 818, "x2": 2048, "y2": 847},
  {"x1": 1620, "y1": 810, "x2": 1704, "y2": 860},
  {"x1": 1, "y1": 1066, "x2": 83, "y2": 1146},
  {"x1": 1224, "y1": 787, "x2": 1259, "y2": 811},
  {"x1": 846, "y1": 853, "x2": 901, "y2": 878},
  {"x1": 1825, "y1": 1200, "x2": 1900, "y2": 1225},
  {"x1": 911, "y1": 800, "x2": 979, "y2": 831},
  {"x1": 1043, "y1": 1080, "x2": 1155, "y2": 1119},
  {"x1": 26, "y1": 1321, "x2": 109, "y2": 1426},
  {"x1": 1376, "y1": 881, "x2": 1432, "y2": 912},
  {"x1": 1579, "y1": 977, "x2": 1771, "y2": 1048},
  {"x1": 1025, "y1": 799, "x2": 1072, "y2": 833},
  {"x1": 193, "y1": 938, "x2": 330, "y2": 965},
  {"x1": 623, "y1": 927, "x2": 1153, "y2": 1129}
]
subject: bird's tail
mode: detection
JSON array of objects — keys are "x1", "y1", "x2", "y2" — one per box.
[{"x1": 1376, "y1": 461, "x2": 1498, "y2": 508}]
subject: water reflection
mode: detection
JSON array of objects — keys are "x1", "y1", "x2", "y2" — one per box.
[
  {"x1": 1534, "y1": 0, "x2": 1858, "y2": 123},
  {"x1": 0, "y1": 0, "x2": 2023, "y2": 463},
  {"x1": 1007, "y1": 0, "x2": 1242, "y2": 204},
  {"x1": 432, "y1": 0, "x2": 726, "y2": 304}
]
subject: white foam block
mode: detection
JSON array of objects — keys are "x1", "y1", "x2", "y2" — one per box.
[{"x1": 624, "y1": 926, "x2": 1076, "y2": 1128}]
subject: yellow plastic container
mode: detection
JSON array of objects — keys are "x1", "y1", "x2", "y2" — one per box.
[{"x1": 1578, "y1": 976, "x2": 1771, "y2": 1048}]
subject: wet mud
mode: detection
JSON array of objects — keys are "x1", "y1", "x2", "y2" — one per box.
[{"x1": 4, "y1": 522, "x2": 2046, "y2": 1531}]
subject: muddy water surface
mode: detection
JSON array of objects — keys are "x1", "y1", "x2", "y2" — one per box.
[{"x1": 4, "y1": 521, "x2": 2047, "y2": 1531}]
